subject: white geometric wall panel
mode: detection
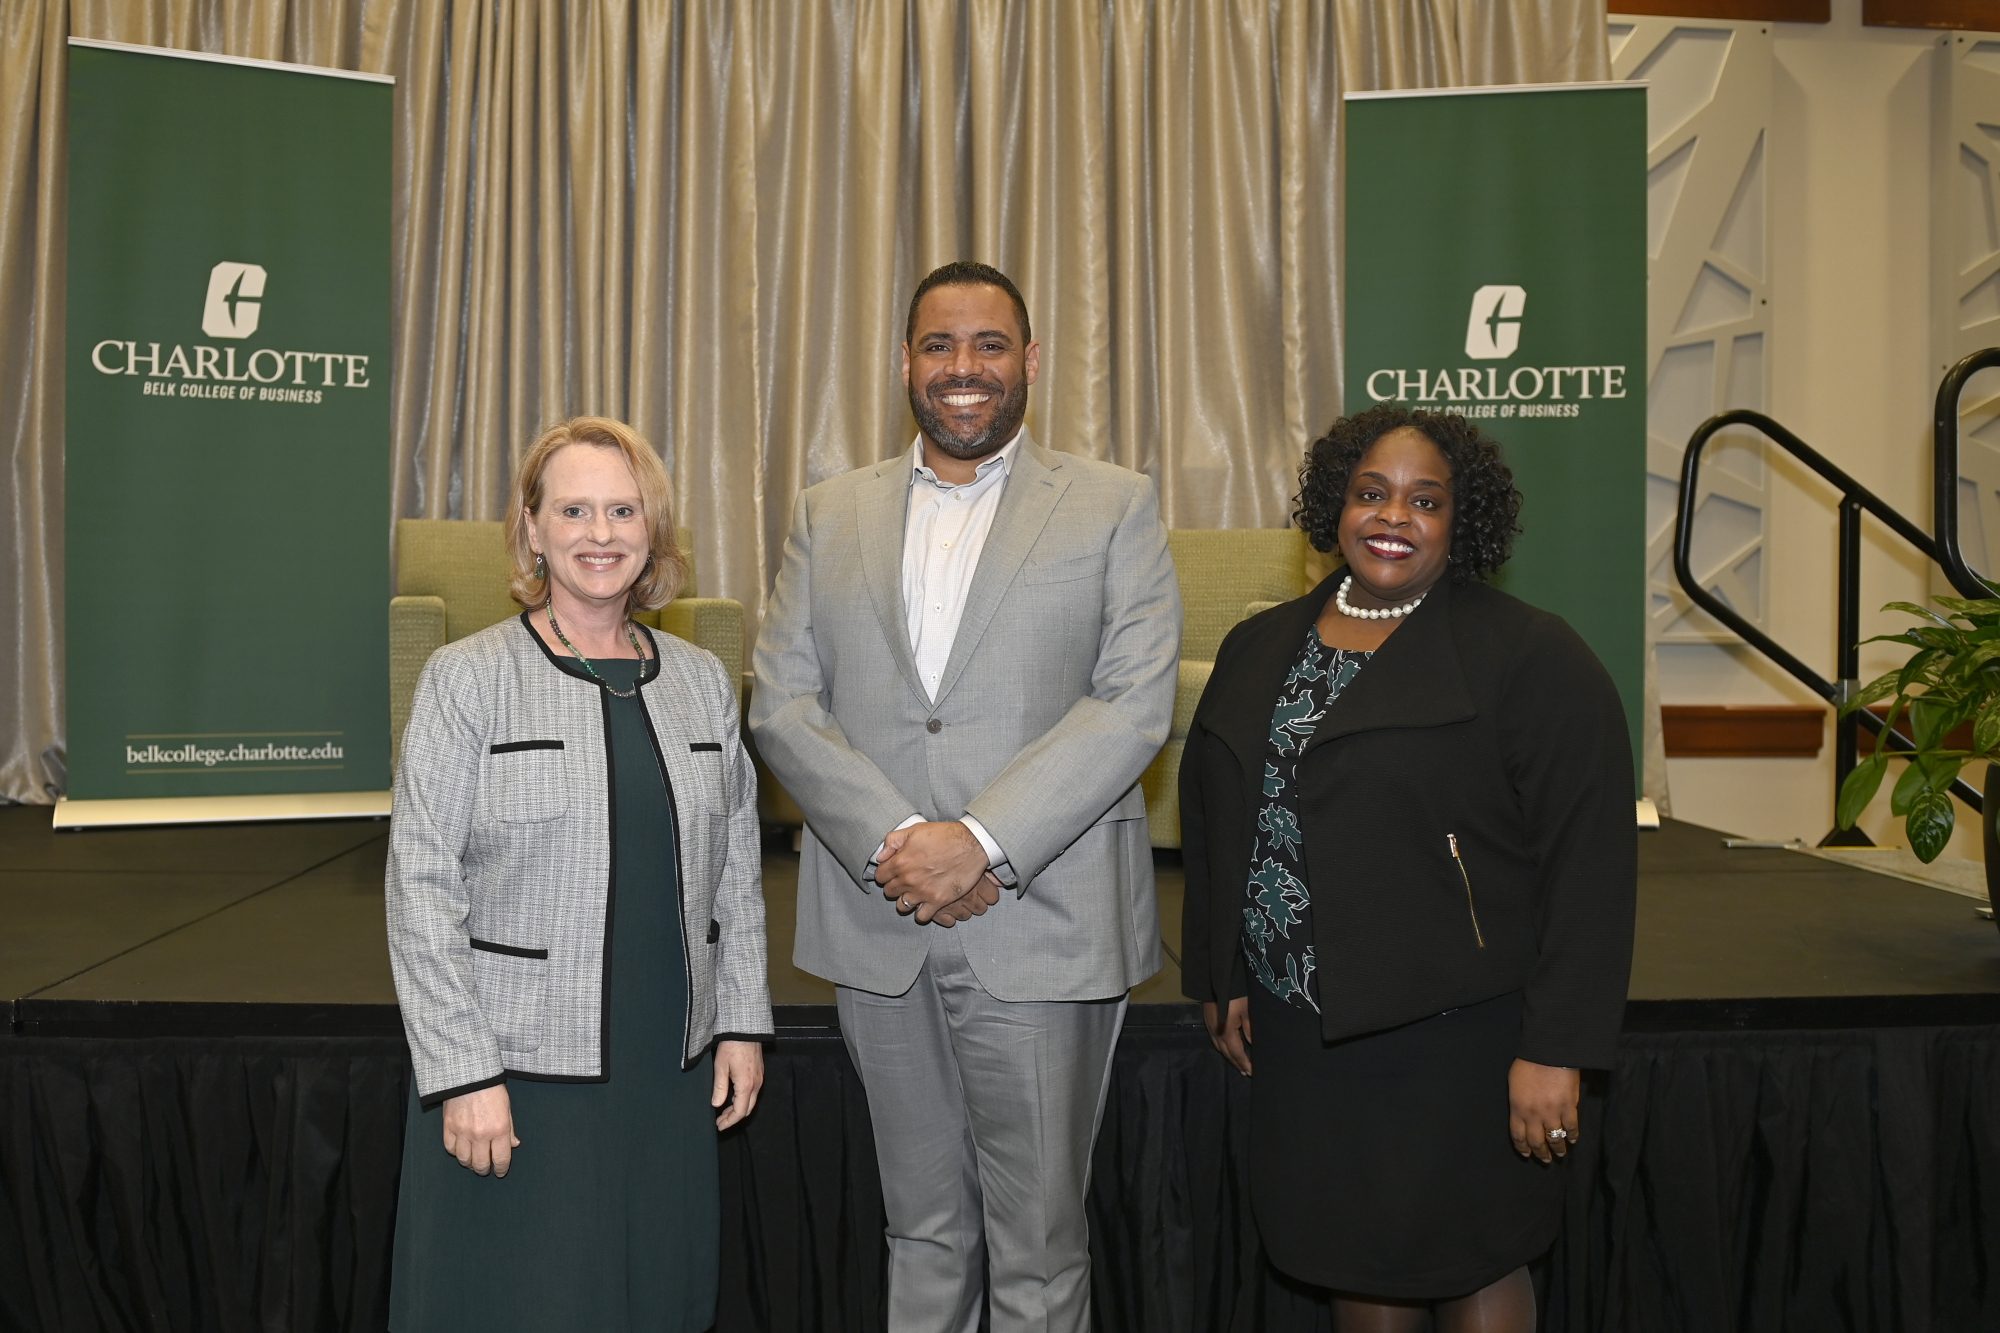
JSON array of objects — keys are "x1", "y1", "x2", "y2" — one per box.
[
  {"x1": 1611, "y1": 18, "x2": 1773, "y2": 641},
  {"x1": 1934, "y1": 32, "x2": 2000, "y2": 584}
]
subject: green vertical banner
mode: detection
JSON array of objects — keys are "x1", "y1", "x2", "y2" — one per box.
[
  {"x1": 64, "y1": 42, "x2": 392, "y2": 821},
  {"x1": 1343, "y1": 85, "x2": 1646, "y2": 772}
]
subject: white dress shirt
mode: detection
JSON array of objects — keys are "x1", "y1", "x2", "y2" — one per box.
[
  {"x1": 868, "y1": 433, "x2": 1021, "y2": 887},
  {"x1": 904, "y1": 434, "x2": 1018, "y2": 699}
]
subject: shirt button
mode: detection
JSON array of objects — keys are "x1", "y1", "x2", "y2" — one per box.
[{"x1": 926, "y1": 718, "x2": 943, "y2": 734}]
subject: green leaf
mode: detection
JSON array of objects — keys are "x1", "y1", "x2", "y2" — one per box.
[
  {"x1": 1912, "y1": 696, "x2": 1952, "y2": 750},
  {"x1": 1880, "y1": 692, "x2": 1909, "y2": 738},
  {"x1": 1836, "y1": 752, "x2": 1889, "y2": 828},
  {"x1": 1931, "y1": 595, "x2": 2000, "y2": 621},
  {"x1": 1895, "y1": 651, "x2": 1940, "y2": 696},
  {"x1": 1891, "y1": 755, "x2": 1929, "y2": 815},
  {"x1": 1882, "y1": 600, "x2": 1955, "y2": 627},
  {"x1": 1976, "y1": 697, "x2": 2000, "y2": 756},
  {"x1": 1844, "y1": 670, "x2": 1903, "y2": 716},
  {"x1": 1907, "y1": 789, "x2": 1956, "y2": 863},
  {"x1": 1945, "y1": 639, "x2": 2000, "y2": 678},
  {"x1": 1859, "y1": 631, "x2": 1946, "y2": 650},
  {"x1": 1872, "y1": 711, "x2": 1912, "y2": 763}
]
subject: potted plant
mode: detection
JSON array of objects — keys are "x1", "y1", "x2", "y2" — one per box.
[{"x1": 1835, "y1": 595, "x2": 2000, "y2": 868}]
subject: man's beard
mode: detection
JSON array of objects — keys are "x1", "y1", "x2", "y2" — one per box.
[{"x1": 909, "y1": 376, "x2": 1030, "y2": 461}]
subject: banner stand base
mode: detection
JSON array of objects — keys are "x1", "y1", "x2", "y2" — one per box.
[{"x1": 53, "y1": 791, "x2": 390, "y2": 831}]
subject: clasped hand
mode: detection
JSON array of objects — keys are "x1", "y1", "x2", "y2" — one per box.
[{"x1": 876, "y1": 820, "x2": 1002, "y2": 927}]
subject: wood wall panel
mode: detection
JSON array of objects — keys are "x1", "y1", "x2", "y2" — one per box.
[
  {"x1": 1662, "y1": 705, "x2": 1825, "y2": 757},
  {"x1": 1863, "y1": 1, "x2": 2000, "y2": 30},
  {"x1": 1611, "y1": 1, "x2": 1828, "y2": 20}
]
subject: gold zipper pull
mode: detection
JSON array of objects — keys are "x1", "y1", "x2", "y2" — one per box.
[{"x1": 1448, "y1": 833, "x2": 1484, "y2": 948}]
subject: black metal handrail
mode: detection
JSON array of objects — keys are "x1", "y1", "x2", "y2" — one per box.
[
  {"x1": 1673, "y1": 408, "x2": 1981, "y2": 843},
  {"x1": 1932, "y1": 347, "x2": 2000, "y2": 601}
]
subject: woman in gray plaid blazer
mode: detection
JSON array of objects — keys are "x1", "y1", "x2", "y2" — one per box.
[{"x1": 386, "y1": 417, "x2": 772, "y2": 1332}]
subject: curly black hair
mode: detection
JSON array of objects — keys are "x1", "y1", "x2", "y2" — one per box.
[
  {"x1": 1291, "y1": 402, "x2": 1522, "y2": 581},
  {"x1": 905, "y1": 260, "x2": 1032, "y2": 346}
]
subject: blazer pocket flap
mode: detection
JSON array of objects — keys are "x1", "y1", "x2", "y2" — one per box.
[
  {"x1": 482, "y1": 747, "x2": 569, "y2": 823},
  {"x1": 469, "y1": 945, "x2": 548, "y2": 1053},
  {"x1": 469, "y1": 936, "x2": 549, "y2": 960},
  {"x1": 1022, "y1": 551, "x2": 1107, "y2": 584}
]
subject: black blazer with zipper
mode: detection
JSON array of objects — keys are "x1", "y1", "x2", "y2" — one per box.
[{"x1": 1178, "y1": 570, "x2": 1636, "y2": 1070}]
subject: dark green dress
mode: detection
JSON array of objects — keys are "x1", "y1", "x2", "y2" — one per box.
[{"x1": 390, "y1": 655, "x2": 719, "y2": 1332}]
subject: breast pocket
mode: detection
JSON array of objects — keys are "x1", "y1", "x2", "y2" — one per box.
[
  {"x1": 1022, "y1": 551, "x2": 1107, "y2": 584},
  {"x1": 675, "y1": 741, "x2": 731, "y2": 817},
  {"x1": 482, "y1": 741, "x2": 569, "y2": 823}
]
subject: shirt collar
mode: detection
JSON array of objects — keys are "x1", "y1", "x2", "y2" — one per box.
[{"x1": 909, "y1": 431, "x2": 1022, "y2": 491}]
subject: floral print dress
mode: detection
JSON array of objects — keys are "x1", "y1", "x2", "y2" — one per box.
[{"x1": 1240, "y1": 628, "x2": 1369, "y2": 1013}]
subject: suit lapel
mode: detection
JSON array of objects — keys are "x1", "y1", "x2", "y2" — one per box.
[
  {"x1": 854, "y1": 457, "x2": 928, "y2": 702},
  {"x1": 1201, "y1": 591, "x2": 1321, "y2": 769},
  {"x1": 1202, "y1": 572, "x2": 1477, "y2": 766},
  {"x1": 931, "y1": 436, "x2": 1068, "y2": 708},
  {"x1": 1304, "y1": 574, "x2": 1475, "y2": 750}
]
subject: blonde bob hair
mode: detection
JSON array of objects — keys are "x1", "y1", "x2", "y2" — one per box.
[{"x1": 507, "y1": 416, "x2": 687, "y2": 613}]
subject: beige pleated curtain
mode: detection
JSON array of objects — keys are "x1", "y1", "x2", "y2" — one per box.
[{"x1": 1, "y1": 0, "x2": 1609, "y2": 803}]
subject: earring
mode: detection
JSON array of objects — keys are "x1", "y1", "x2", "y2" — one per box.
[
  {"x1": 533, "y1": 552, "x2": 545, "y2": 579},
  {"x1": 644, "y1": 554, "x2": 655, "y2": 572}
]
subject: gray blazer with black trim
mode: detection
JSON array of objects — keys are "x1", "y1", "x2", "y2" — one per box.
[{"x1": 387, "y1": 614, "x2": 772, "y2": 1107}]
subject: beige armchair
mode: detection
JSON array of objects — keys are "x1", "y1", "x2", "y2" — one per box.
[
  {"x1": 1139, "y1": 528, "x2": 1316, "y2": 847},
  {"x1": 389, "y1": 518, "x2": 745, "y2": 766}
]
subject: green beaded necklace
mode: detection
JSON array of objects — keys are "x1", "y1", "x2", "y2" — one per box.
[{"x1": 545, "y1": 598, "x2": 647, "y2": 699}]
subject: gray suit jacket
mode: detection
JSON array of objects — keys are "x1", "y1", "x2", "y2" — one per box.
[
  {"x1": 388, "y1": 617, "x2": 772, "y2": 1106},
  {"x1": 751, "y1": 435, "x2": 1180, "y2": 1001}
]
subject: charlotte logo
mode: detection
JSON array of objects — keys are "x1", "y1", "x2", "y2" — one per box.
[
  {"x1": 1359, "y1": 282, "x2": 1626, "y2": 421},
  {"x1": 90, "y1": 260, "x2": 369, "y2": 406},
  {"x1": 201, "y1": 262, "x2": 267, "y2": 339},
  {"x1": 1464, "y1": 284, "x2": 1526, "y2": 360}
]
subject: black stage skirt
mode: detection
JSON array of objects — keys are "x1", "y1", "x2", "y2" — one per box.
[{"x1": 1246, "y1": 986, "x2": 1567, "y2": 1299}]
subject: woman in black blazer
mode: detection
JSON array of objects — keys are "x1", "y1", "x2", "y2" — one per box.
[{"x1": 1180, "y1": 404, "x2": 1635, "y2": 1332}]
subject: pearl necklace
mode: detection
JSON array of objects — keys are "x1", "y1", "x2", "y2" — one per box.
[{"x1": 1334, "y1": 576, "x2": 1426, "y2": 621}]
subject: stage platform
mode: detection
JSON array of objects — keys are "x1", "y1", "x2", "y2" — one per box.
[
  {"x1": 6, "y1": 807, "x2": 1999, "y2": 1033},
  {"x1": 4, "y1": 806, "x2": 1999, "y2": 1331}
]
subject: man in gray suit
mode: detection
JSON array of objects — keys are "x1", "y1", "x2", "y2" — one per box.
[{"x1": 751, "y1": 260, "x2": 1180, "y2": 1333}]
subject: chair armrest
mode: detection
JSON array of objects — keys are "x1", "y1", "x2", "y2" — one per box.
[
  {"x1": 1173, "y1": 659, "x2": 1210, "y2": 741},
  {"x1": 656, "y1": 597, "x2": 746, "y2": 692},
  {"x1": 390, "y1": 595, "x2": 447, "y2": 771},
  {"x1": 740, "y1": 670, "x2": 806, "y2": 829},
  {"x1": 1140, "y1": 658, "x2": 1214, "y2": 850}
]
